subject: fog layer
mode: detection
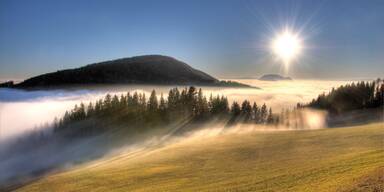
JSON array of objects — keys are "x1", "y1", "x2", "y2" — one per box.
[{"x1": 0, "y1": 79, "x2": 350, "y2": 139}]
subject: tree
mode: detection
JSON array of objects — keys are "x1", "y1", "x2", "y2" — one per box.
[
  {"x1": 187, "y1": 86, "x2": 198, "y2": 115},
  {"x1": 267, "y1": 107, "x2": 273, "y2": 124},
  {"x1": 260, "y1": 103, "x2": 268, "y2": 123},
  {"x1": 252, "y1": 102, "x2": 259, "y2": 122},
  {"x1": 148, "y1": 90, "x2": 158, "y2": 112},
  {"x1": 159, "y1": 93, "x2": 167, "y2": 113},
  {"x1": 285, "y1": 109, "x2": 290, "y2": 127},
  {"x1": 128, "y1": 92, "x2": 139, "y2": 110},
  {"x1": 87, "y1": 102, "x2": 94, "y2": 117},
  {"x1": 139, "y1": 93, "x2": 146, "y2": 111},
  {"x1": 221, "y1": 96, "x2": 229, "y2": 113},
  {"x1": 168, "y1": 88, "x2": 180, "y2": 112},
  {"x1": 103, "y1": 94, "x2": 112, "y2": 111},
  {"x1": 208, "y1": 93, "x2": 213, "y2": 112},
  {"x1": 241, "y1": 100, "x2": 252, "y2": 121},
  {"x1": 54, "y1": 87, "x2": 279, "y2": 137},
  {"x1": 120, "y1": 94, "x2": 127, "y2": 108},
  {"x1": 231, "y1": 102, "x2": 241, "y2": 116},
  {"x1": 196, "y1": 88, "x2": 208, "y2": 116},
  {"x1": 111, "y1": 95, "x2": 119, "y2": 109},
  {"x1": 306, "y1": 80, "x2": 383, "y2": 113},
  {"x1": 53, "y1": 117, "x2": 60, "y2": 130}
]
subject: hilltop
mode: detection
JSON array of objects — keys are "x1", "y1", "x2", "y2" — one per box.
[
  {"x1": 9, "y1": 55, "x2": 252, "y2": 88},
  {"x1": 259, "y1": 74, "x2": 292, "y2": 81}
]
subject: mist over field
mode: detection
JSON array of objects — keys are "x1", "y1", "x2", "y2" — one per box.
[
  {"x1": 0, "y1": 78, "x2": 383, "y2": 191},
  {"x1": 5, "y1": 77, "x2": 379, "y2": 190},
  {"x1": 0, "y1": 107, "x2": 327, "y2": 188},
  {"x1": 0, "y1": 79, "x2": 347, "y2": 187},
  {"x1": 0, "y1": 79, "x2": 350, "y2": 139},
  {"x1": 1, "y1": 0, "x2": 383, "y2": 190}
]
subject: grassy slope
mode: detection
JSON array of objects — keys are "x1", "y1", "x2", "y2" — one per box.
[{"x1": 17, "y1": 123, "x2": 384, "y2": 192}]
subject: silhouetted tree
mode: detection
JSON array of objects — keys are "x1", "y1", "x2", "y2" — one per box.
[
  {"x1": 241, "y1": 100, "x2": 252, "y2": 121},
  {"x1": 231, "y1": 102, "x2": 241, "y2": 116},
  {"x1": 260, "y1": 103, "x2": 268, "y2": 123},
  {"x1": 55, "y1": 87, "x2": 277, "y2": 136},
  {"x1": 252, "y1": 102, "x2": 259, "y2": 123},
  {"x1": 148, "y1": 90, "x2": 158, "y2": 112},
  {"x1": 267, "y1": 108, "x2": 273, "y2": 123},
  {"x1": 306, "y1": 80, "x2": 383, "y2": 113}
]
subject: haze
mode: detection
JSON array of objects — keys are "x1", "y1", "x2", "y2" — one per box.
[{"x1": 0, "y1": 79, "x2": 349, "y2": 139}]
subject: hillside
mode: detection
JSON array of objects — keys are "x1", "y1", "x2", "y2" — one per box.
[
  {"x1": 259, "y1": 74, "x2": 292, "y2": 81},
  {"x1": 15, "y1": 123, "x2": 384, "y2": 192},
  {"x1": 13, "y1": 55, "x2": 250, "y2": 88},
  {"x1": 305, "y1": 80, "x2": 383, "y2": 114}
]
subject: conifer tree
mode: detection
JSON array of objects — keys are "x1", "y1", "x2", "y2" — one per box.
[
  {"x1": 159, "y1": 93, "x2": 167, "y2": 113},
  {"x1": 87, "y1": 102, "x2": 94, "y2": 117},
  {"x1": 267, "y1": 107, "x2": 273, "y2": 123},
  {"x1": 260, "y1": 103, "x2": 268, "y2": 123},
  {"x1": 148, "y1": 90, "x2": 158, "y2": 112},
  {"x1": 252, "y1": 102, "x2": 259, "y2": 122},
  {"x1": 231, "y1": 102, "x2": 241, "y2": 116}
]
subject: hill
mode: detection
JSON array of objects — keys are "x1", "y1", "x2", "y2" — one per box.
[
  {"x1": 259, "y1": 74, "x2": 292, "y2": 81},
  {"x1": 304, "y1": 80, "x2": 383, "y2": 114},
  {"x1": 15, "y1": 123, "x2": 384, "y2": 192},
  {"x1": 12, "y1": 55, "x2": 251, "y2": 88}
]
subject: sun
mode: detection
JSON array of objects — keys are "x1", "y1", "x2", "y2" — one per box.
[{"x1": 271, "y1": 29, "x2": 303, "y2": 71}]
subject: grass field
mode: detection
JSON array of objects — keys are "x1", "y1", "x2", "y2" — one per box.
[{"x1": 16, "y1": 123, "x2": 384, "y2": 192}]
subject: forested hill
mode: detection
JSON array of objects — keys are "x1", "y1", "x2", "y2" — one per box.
[
  {"x1": 303, "y1": 79, "x2": 384, "y2": 114},
  {"x1": 12, "y1": 55, "x2": 250, "y2": 88}
]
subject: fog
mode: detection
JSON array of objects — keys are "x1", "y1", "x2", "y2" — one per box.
[
  {"x1": 0, "y1": 79, "x2": 358, "y2": 189},
  {"x1": 0, "y1": 79, "x2": 354, "y2": 188},
  {"x1": 0, "y1": 110, "x2": 329, "y2": 189},
  {"x1": 0, "y1": 79, "x2": 350, "y2": 139}
]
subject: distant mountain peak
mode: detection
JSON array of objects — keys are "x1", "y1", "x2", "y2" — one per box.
[
  {"x1": 259, "y1": 74, "x2": 292, "y2": 81},
  {"x1": 14, "y1": 55, "x2": 220, "y2": 88}
]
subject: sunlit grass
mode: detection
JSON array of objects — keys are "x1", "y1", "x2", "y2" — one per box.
[{"x1": 16, "y1": 123, "x2": 384, "y2": 192}]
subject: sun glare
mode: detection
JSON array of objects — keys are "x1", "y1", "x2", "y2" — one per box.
[{"x1": 271, "y1": 29, "x2": 303, "y2": 71}]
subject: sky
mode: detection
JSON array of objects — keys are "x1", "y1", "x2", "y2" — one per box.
[{"x1": 0, "y1": 0, "x2": 383, "y2": 80}]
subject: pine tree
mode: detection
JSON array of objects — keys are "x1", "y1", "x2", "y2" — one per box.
[
  {"x1": 148, "y1": 90, "x2": 158, "y2": 112},
  {"x1": 196, "y1": 88, "x2": 204, "y2": 116},
  {"x1": 267, "y1": 107, "x2": 273, "y2": 124},
  {"x1": 208, "y1": 93, "x2": 213, "y2": 112},
  {"x1": 231, "y1": 102, "x2": 241, "y2": 116},
  {"x1": 53, "y1": 87, "x2": 282, "y2": 136},
  {"x1": 104, "y1": 94, "x2": 112, "y2": 110},
  {"x1": 260, "y1": 103, "x2": 268, "y2": 123},
  {"x1": 221, "y1": 96, "x2": 229, "y2": 112},
  {"x1": 241, "y1": 100, "x2": 252, "y2": 121},
  {"x1": 187, "y1": 87, "x2": 197, "y2": 115},
  {"x1": 140, "y1": 93, "x2": 147, "y2": 111},
  {"x1": 53, "y1": 117, "x2": 60, "y2": 130},
  {"x1": 285, "y1": 109, "x2": 290, "y2": 127},
  {"x1": 87, "y1": 102, "x2": 94, "y2": 117},
  {"x1": 252, "y1": 102, "x2": 259, "y2": 122},
  {"x1": 120, "y1": 94, "x2": 127, "y2": 108},
  {"x1": 159, "y1": 93, "x2": 167, "y2": 113},
  {"x1": 79, "y1": 102, "x2": 86, "y2": 119},
  {"x1": 111, "y1": 95, "x2": 119, "y2": 109}
]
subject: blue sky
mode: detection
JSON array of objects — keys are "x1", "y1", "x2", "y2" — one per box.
[{"x1": 0, "y1": 0, "x2": 383, "y2": 80}]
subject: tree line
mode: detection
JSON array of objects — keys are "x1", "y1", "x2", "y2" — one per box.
[
  {"x1": 54, "y1": 87, "x2": 275, "y2": 136},
  {"x1": 303, "y1": 79, "x2": 384, "y2": 113}
]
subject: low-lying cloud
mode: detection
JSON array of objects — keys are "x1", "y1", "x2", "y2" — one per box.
[{"x1": 0, "y1": 80, "x2": 349, "y2": 139}]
